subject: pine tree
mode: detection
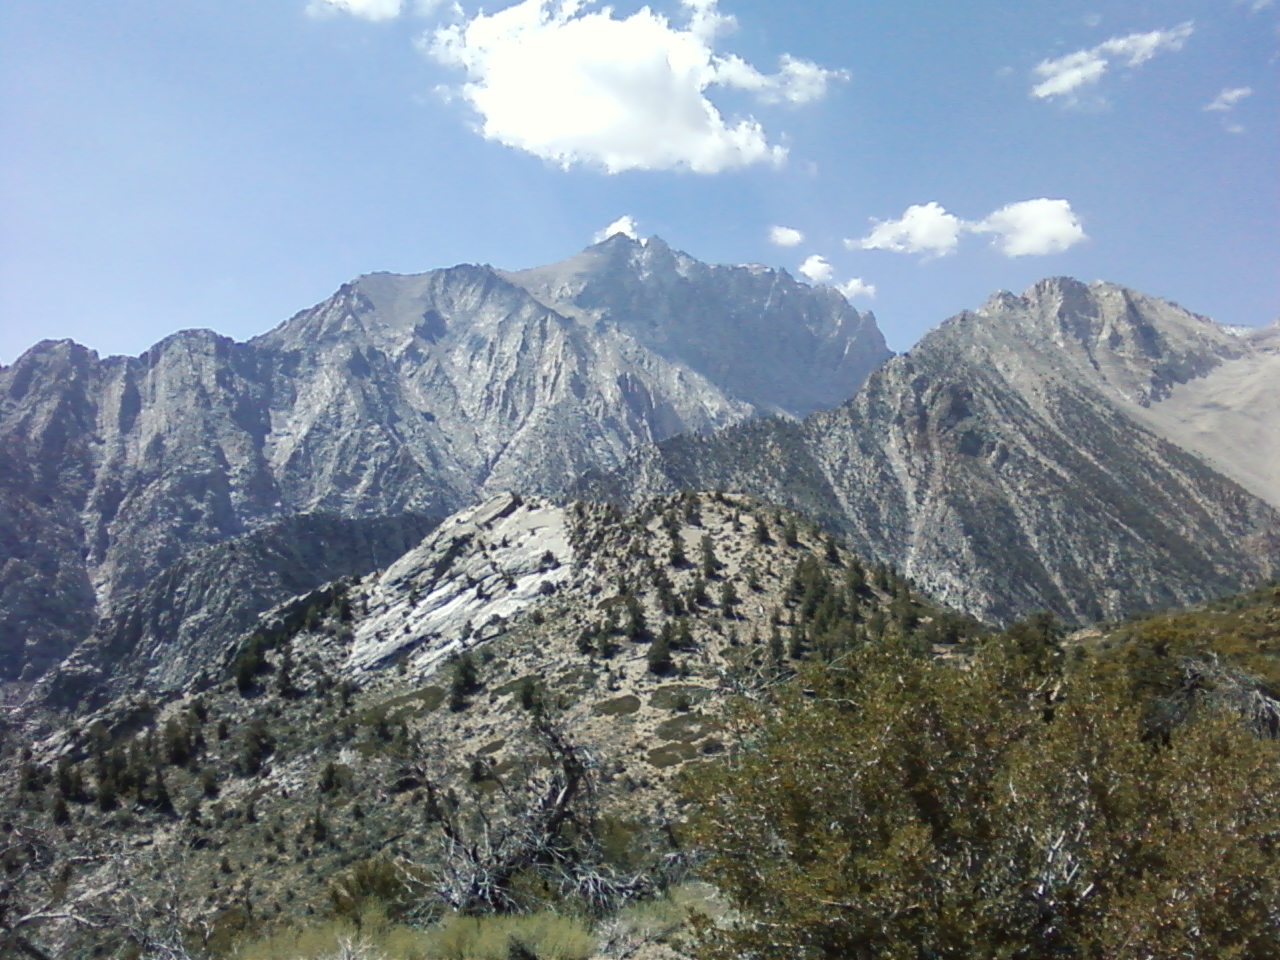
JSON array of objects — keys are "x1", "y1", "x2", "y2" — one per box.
[
  {"x1": 275, "y1": 640, "x2": 296, "y2": 697},
  {"x1": 624, "y1": 595, "x2": 647, "y2": 641},
  {"x1": 788, "y1": 622, "x2": 807, "y2": 660},
  {"x1": 754, "y1": 515, "x2": 771, "y2": 544},
  {"x1": 769, "y1": 624, "x2": 785, "y2": 665},
  {"x1": 669, "y1": 535, "x2": 687, "y2": 568},
  {"x1": 720, "y1": 580, "x2": 739, "y2": 615},
  {"x1": 647, "y1": 631, "x2": 673, "y2": 675},
  {"x1": 701, "y1": 535, "x2": 721, "y2": 579},
  {"x1": 152, "y1": 766, "x2": 173, "y2": 814}
]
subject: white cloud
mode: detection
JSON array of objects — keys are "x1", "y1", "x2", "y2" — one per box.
[
  {"x1": 850, "y1": 198, "x2": 1086, "y2": 259},
  {"x1": 798, "y1": 255, "x2": 834, "y2": 284},
  {"x1": 1205, "y1": 86, "x2": 1253, "y2": 111},
  {"x1": 427, "y1": 0, "x2": 843, "y2": 173},
  {"x1": 851, "y1": 202, "x2": 965, "y2": 258},
  {"x1": 593, "y1": 215, "x2": 640, "y2": 243},
  {"x1": 836, "y1": 278, "x2": 876, "y2": 300},
  {"x1": 1245, "y1": 0, "x2": 1274, "y2": 11},
  {"x1": 308, "y1": 0, "x2": 404, "y2": 20},
  {"x1": 972, "y1": 198, "x2": 1087, "y2": 257},
  {"x1": 769, "y1": 225, "x2": 804, "y2": 247},
  {"x1": 1031, "y1": 22, "x2": 1193, "y2": 101}
]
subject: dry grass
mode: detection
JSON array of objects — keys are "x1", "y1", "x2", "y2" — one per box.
[{"x1": 230, "y1": 902, "x2": 595, "y2": 960}]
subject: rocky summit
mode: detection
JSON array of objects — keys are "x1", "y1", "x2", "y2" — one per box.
[
  {"x1": 0, "y1": 237, "x2": 887, "y2": 681},
  {"x1": 575, "y1": 278, "x2": 1280, "y2": 625}
]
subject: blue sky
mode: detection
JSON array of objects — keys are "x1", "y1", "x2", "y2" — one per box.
[{"x1": 1, "y1": 0, "x2": 1275, "y2": 361}]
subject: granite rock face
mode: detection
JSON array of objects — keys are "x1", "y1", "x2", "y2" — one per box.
[
  {"x1": 0, "y1": 237, "x2": 887, "y2": 680},
  {"x1": 574, "y1": 279, "x2": 1280, "y2": 624}
]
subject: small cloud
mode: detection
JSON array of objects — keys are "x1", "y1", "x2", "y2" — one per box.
[
  {"x1": 1205, "y1": 86, "x2": 1253, "y2": 111},
  {"x1": 427, "y1": 0, "x2": 843, "y2": 174},
  {"x1": 836, "y1": 278, "x2": 876, "y2": 300},
  {"x1": 308, "y1": 0, "x2": 404, "y2": 20},
  {"x1": 798, "y1": 255, "x2": 834, "y2": 284},
  {"x1": 850, "y1": 198, "x2": 1086, "y2": 259},
  {"x1": 1225, "y1": 122, "x2": 1245, "y2": 134},
  {"x1": 1084, "y1": 13, "x2": 1103, "y2": 28},
  {"x1": 1031, "y1": 22, "x2": 1193, "y2": 102},
  {"x1": 851, "y1": 202, "x2": 965, "y2": 258},
  {"x1": 1244, "y1": 0, "x2": 1274, "y2": 11},
  {"x1": 769, "y1": 226, "x2": 804, "y2": 247},
  {"x1": 972, "y1": 198, "x2": 1087, "y2": 257},
  {"x1": 593, "y1": 215, "x2": 640, "y2": 243}
]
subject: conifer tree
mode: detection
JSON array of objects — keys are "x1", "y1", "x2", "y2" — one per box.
[
  {"x1": 719, "y1": 580, "x2": 739, "y2": 614},
  {"x1": 754, "y1": 515, "x2": 771, "y2": 544},
  {"x1": 647, "y1": 630, "x2": 673, "y2": 675},
  {"x1": 275, "y1": 640, "x2": 296, "y2": 697},
  {"x1": 701, "y1": 535, "x2": 720, "y2": 579}
]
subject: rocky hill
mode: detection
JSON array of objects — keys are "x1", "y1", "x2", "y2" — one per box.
[
  {"x1": 574, "y1": 278, "x2": 1280, "y2": 625},
  {"x1": 0, "y1": 238, "x2": 887, "y2": 681},
  {"x1": 3, "y1": 490, "x2": 958, "y2": 955}
]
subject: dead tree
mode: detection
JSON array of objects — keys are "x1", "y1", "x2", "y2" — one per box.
[
  {"x1": 0, "y1": 823, "x2": 106, "y2": 960},
  {"x1": 406, "y1": 716, "x2": 654, "y2": 916}
]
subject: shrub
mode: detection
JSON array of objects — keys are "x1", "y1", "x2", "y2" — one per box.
[
  {"x1": 236, "y1": 719, "x2": 276, "y2": 776},
  {"x1": 683, "y1": 641, "x2": 1280, "y2": 960}
]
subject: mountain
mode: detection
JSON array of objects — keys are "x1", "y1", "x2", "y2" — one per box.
[
  {"x1": 8, "y1": 490, "x2": 961, "y2": 952},
  {"x1": 0, "y1": 237, "x2": 888, "y2": 681},
  {"x1": 574, "y1": 278, "x2": 1280, "y2": 625}
]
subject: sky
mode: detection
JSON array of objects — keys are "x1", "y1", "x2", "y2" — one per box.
[{"x1": 0, "y1": 0, "x2": 1276, "y2": 362}]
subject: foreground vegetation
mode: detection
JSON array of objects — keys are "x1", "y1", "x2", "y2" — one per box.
[
  {"x1": 5, "y1": 484, "x2": 1277, "y2": 959},
  {"x1": 683, "y1": 589, "x2": 1280, "y2": 959}
]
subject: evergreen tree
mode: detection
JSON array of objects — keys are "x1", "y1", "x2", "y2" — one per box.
[
  {"x1": 448, "y1": 651, "x2": 480, "y2": 712},
  {"x1": 700, "y1": 534, "x2": 721, "y2": 579},
  {"x1": 624, "y1": 595, "x2": 647, "y2": 641},
  {"x1": 769, "y1": 624, "x2": 785, "y2": 665},
  {"x1": 647, "y1": 630, "x2": 673, "y2": 675},
  {"x1": 668, "y1": 535, "x2": 687, "y2": 568},
  {"x1": 788, "y1": 622, "x2": 807, "y2": 660},
  {"x1": 719, "y1": 580, "x2": 739, "y2": 615},
  {"x1": 275, "y1": 640, "x2": 296, "y2": 697},
  {"x1": 754, "y1": 515, "x2": 772, "y2": 544}
]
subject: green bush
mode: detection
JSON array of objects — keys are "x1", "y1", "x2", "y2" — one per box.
[{"x1": 683, "y1": 638, "x2": 1280, "y2": 960}]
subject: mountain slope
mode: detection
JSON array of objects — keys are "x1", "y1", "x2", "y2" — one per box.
[
  {"x1": 574, "y1": 279, "x2": 1280, "y2": 624},
  {"x1": 0, "y1": 239, "x2": 887, "y2": 680},
  {"x1": 1132, "y1": 321, "x2": 1280, "y2": 510},
  {"x1": 6, "y1": 491, "x2": 952, "y2": 953}
]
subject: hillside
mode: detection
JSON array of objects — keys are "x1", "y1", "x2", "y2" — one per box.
[{"x1": 3, "y1": 491, "x2": 955, "y2": 957}]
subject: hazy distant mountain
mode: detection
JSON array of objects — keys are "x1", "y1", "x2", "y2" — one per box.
[
  {"x1": 574, "y1": 278, "x2": 1280, "y2": 624},
  {"x1": 0, "y1": 236, "x2": 888, "y2": 680}
]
